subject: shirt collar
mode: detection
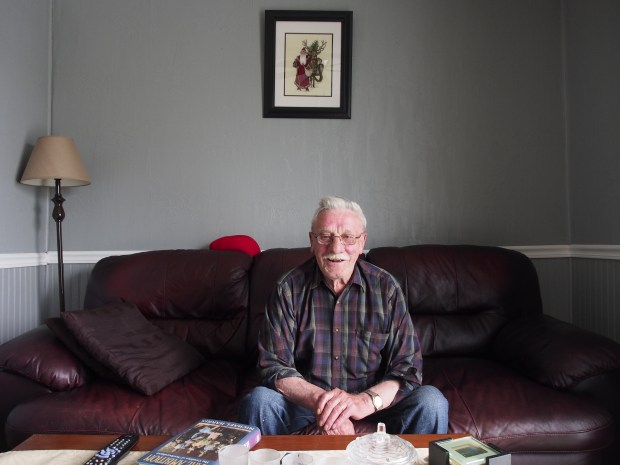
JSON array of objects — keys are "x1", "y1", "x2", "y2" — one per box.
[{"x1": 311, "y1": 258, "x2": 366, "y2": 294}]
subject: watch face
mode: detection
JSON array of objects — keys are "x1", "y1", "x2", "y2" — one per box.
[{"x1": 366, "y1": 390, "x2": 383, "y2": 410}]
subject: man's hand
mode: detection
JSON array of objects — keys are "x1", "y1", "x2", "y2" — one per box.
[
  {"x1": 275, "y1": 376, "x2": 402, "y2": 434},
  {"x1": 321, "y1": 417, "x2": 356, "y2": 435},
  {"x1": 316, "y1": 388, "x2": 374, "y2": 432}
]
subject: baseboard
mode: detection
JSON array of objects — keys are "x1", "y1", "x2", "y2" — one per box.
[{"x1": 1, "y1": 245, "x2": 619, "y2": 269}]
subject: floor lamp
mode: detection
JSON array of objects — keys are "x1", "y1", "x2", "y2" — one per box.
[{"x1": 20, "y1": 136, "x2": 91, "y2": 313}]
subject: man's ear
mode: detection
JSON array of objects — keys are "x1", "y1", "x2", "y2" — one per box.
[{"x1": 359, "y1": 232, "x2": 368, "y2": 250}]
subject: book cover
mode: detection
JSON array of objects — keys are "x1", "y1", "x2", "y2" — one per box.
[{"x1": 138, "y1": 418, "x2": 261, "y2": 465}]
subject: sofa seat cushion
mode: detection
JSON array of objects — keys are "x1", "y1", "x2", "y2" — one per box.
[
  {"x1": 425, "y1": 357, "x2": 615, "y2": 454},
  {"x1": 4, "y1": 360, "x2": 247, "y2": 448}
]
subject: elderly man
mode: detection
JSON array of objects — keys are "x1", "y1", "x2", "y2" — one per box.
[{"x1": 239, "y1": 197, "x2": 448, "y2": 435}]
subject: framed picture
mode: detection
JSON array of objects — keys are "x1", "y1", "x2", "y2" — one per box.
[{"x1": 263, "y1": 10, "x2": 352, "y2": 119}]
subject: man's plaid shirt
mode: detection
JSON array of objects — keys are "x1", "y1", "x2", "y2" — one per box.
[{"x1": 258, "y1": 258, "x2": 423, "y2": 395}]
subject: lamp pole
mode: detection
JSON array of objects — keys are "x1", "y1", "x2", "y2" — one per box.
[{"x1": 52, "y1": 179, "x2": 66, "y2": 313}]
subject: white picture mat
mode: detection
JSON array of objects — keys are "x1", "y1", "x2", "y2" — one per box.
[{"x1": 274, "y1": 21, "x2": 342, "y2": 108}]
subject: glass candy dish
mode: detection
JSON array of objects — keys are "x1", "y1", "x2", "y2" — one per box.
[{"x1": 347, "y1": 423, "x2": 419, "y2": 465}]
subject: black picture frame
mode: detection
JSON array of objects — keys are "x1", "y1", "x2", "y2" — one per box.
[{"x1": 263, "y1": 10, "x2": 352, "y2": 119}]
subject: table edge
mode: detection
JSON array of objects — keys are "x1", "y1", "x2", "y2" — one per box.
[{"x1": 13, "y1": 433, "x2": 468, "y2": 452}]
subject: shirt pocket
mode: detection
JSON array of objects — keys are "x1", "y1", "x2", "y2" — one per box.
[
  {"x1": 294, "y1": 328, "x2": 316, "y2": 363},
  {"x1": 355, "y1": 330, "x2": 390, "y2": 377}
]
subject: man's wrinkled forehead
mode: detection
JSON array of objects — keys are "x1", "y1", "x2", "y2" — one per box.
[{"x1": 313, "y1": 209, "x2": 365, "y2": 233}]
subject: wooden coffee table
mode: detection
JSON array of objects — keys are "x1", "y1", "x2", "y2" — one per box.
[{"x1": 14, "y1": 433, "x2": 465, "y2": 452}]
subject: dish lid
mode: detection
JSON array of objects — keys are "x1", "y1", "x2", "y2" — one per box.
[{"x1": 346, "y1": 423, "x2": 418, "y2": 465}]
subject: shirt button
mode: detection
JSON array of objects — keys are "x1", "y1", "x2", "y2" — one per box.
[
  {"x1": 334, "y1": 356, "x2": 339, "y2": 360},
  {"x1": 335, "y1": 328, "x2": 340, "y2": 333}
]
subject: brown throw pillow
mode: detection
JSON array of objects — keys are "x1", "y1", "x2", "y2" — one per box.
[
  {"x1": 46, "y1": 317, "x2": 122, "y2": 382},
  {"x1": 60, "y1": 303, "x2": 204, "y2": 395}
]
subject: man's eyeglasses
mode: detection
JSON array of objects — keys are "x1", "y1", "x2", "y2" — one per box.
[{"x1": 311, "y1": 233, "x2": 363, "y2": 246}]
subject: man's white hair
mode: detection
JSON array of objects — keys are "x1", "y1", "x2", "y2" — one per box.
[{"x1": 311, "y1": 196, "x2": 367, "y2": 231}]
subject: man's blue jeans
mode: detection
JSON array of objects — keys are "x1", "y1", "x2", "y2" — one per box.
[{"x1": 238, "y1": 385, "x2": 449, "y2": 435}]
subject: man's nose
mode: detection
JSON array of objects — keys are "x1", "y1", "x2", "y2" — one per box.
[{"x1": 329, "y1": 237, "x2": 346, "y2": 251}]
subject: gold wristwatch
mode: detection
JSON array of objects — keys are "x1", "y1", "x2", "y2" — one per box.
[{"x1": 364, "y1": 389, "x2": 383, "y2": 411}]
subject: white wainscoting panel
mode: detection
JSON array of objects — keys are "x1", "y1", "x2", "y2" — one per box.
[
  {"x1": 0, "y1": 266, "x2": 42, "y2": 344},
  {"x1": 572, "y1": 258, "x2": 620, "y2": 343},
  {"x1": 0, "y1": 262, "x2": 98, "y2": 344},
  {"x1": 530, "y1": 258, "x2": 572, "y2": 323}
]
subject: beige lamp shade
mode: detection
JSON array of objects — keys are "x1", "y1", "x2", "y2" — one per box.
[{"x1": 21, "y1": 136, "x2": 91, "y2": 187}]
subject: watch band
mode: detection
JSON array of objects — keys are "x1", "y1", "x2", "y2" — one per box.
[{"x1": 364, "y1": 389, "x2": 383, "y2": 411}]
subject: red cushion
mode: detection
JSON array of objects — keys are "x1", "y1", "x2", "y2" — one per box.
[{"x1": 209, "y1": 235, "x2": 260, "y2": 256}]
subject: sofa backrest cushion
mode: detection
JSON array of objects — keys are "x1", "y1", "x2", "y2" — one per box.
[
  {"x1": 248, "y1": 247, "x2": 314, "y2": 354},
  {"x1": 366, "y1": 245, "x2": 543, "y2": 356},
  {"x1": 84, "y1": 249, "x2": 252, "y2": 360}
]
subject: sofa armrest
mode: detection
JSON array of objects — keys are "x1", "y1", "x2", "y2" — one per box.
[
  {"x1": 493, "y1": 314, "x2": 620, "y2": 390},
  {"x1": 0, "y1": 325, "x2": 91, "y2": 391},
  {"x1": 0, "y1": 370, "x2": 51, "y2": 451}
]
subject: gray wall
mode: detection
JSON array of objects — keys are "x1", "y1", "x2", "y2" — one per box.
[
  {"x1": 1, "y1": 0, "x2": 50, "y2": 253},
  {"x1": 566, "y1": 0, "x2": 620, "y2": 244},
  {"x1": 0, "y1": 0, "x2": 50, "y2": 343},
  {"x1": 1, "y1": 1, "x2": 619, "y2": 344},
  {"x1": 565, "y1": 0, "x2": 620, "y2": 343},
  {"x1": 50, "y1": 0, "x2": 567, "y2": 251}
]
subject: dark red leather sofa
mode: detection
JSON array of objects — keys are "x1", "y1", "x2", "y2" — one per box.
[{"x1": 1, "y1": 245, "x2": 619, "y2": 465}]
